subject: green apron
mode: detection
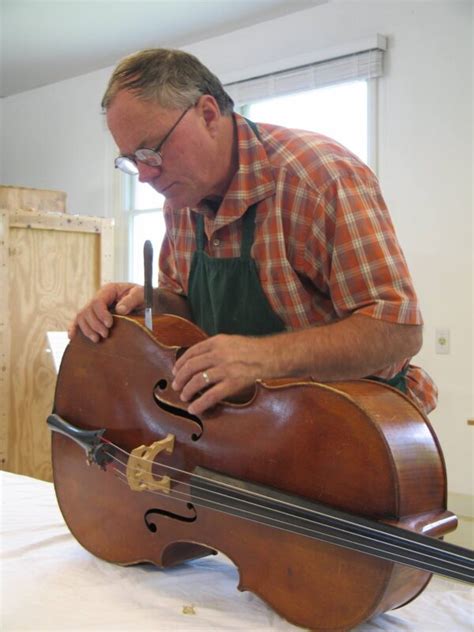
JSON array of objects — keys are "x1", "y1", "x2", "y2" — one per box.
[
  {"x1": 188, "y1": 202, "x2": 286, "y2": 337},
  {"x1": 367, "y1": 365, "x2": 408, "y2": 394}
]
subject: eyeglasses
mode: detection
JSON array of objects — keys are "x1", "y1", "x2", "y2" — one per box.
[{"x1": 114, "y1": 105, "x2": 192, "y2": 175}]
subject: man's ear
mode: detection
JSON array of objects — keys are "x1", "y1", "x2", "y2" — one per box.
[{"x1": 196, "y1": 94, "x2": 221, "y2": 136}]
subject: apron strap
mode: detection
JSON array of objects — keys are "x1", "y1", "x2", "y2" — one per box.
[
  {"x1": 246, "y1": 118, "x2": 260, "y2": 139},
  {"x1": 240, "y1": 203, "x2": 258, "y2": 259},
  {"x1": 195, "y1": 213, "x2": 205, "y2": 252}
]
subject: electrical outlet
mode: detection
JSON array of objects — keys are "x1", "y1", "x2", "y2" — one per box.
[{"x1": 435, "y1": 329, "x2": 450, "y2": 354}]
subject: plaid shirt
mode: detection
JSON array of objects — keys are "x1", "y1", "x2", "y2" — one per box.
[{"x1": 159, "y1": 114, "x2": 437, "y2": 414}]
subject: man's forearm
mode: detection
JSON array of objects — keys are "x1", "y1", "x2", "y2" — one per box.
[{"x1": 264, "y1": 314, "x2": 422, "y2": 381}]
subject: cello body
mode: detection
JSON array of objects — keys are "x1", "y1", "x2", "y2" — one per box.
[{"x1": 50, "y1": 315, "x2": 457, "y2": 631}]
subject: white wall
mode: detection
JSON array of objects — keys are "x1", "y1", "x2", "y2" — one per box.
[
  {"x1": 1, "y1": 1, "x2": 472, "y2": 499},
  {"x1": 1, "y1": 68, "x2": 114, "y2": 216}
]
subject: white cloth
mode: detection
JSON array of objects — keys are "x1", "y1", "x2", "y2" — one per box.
[{"x1": 1, "y1": 471, "x2": 472, "y2": 631}]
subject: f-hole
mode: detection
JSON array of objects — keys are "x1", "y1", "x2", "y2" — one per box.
[
  {"x1": 176, "y1": 347, "x2": 187, "y2": 361},
  {"x1": 153, "y1": 378, "x2": 204, "y2": 440},
  {"x1": 144, "y1": 503, "x2": 197, "y2": 533}
]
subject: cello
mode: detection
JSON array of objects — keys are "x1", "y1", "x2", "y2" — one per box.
[{"x1": 48, "y1": 313, "x2": 473, "y2": 631}]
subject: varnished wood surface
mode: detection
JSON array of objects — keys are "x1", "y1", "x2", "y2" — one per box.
[{"x1": 51, "y1": 315, "x2": 455, "y2": 630}]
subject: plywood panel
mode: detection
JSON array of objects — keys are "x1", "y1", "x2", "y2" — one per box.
[
  {"x1": 0, "y1": 185, "x2": 66, "y2": 212},
  {"x1": 0, "y1": 202, "x2": 113, "y2": 480},
  {"x1": 7, "y1": 227, "x2": 100, "y2": 481},
  {"x1": 0, "y1": 212, "x2": 11, "y2": 465}
]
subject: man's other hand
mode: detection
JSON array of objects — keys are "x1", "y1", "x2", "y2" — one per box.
[{"x1": 68, "y1": 282, "x2": 145, "y2": 342}]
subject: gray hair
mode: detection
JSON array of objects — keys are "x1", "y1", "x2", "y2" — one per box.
[{"x1": 101, "y1": 48, "x2": 234, "y2": 114}]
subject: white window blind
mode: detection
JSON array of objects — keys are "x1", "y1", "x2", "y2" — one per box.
[{"x1": 225, "y1": 48, "x2": 384, "y2": 107}]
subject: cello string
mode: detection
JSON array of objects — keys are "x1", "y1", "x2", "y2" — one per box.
[
  {"x1": 101, "y1": 441, "x2": 473, "y2": 567},
  {"x1": 104, "y1": 459, "x2": 473, "y2": 581},
  {"x1": 100, "y1": 446, "x2": 473, "y2": 576},
  {"x1": 99, "y1": 439, "x2": 472, "y2": 565}
]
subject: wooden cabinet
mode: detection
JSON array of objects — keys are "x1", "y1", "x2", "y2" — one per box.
[{"x1": 0, "y1": 186, "x2": 114, "y2": 481}]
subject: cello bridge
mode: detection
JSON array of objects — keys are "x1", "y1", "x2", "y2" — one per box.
[{"x1": 126, "y1": 434, "x2": 175, "y2": 493}]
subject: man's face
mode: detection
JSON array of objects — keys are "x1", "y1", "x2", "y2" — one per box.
[{"x1": 107, "y1": 90, "x2": 222, "y2": 211}]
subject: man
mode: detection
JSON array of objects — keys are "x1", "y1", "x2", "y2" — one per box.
[{"x1": 70, "y1": 48, "x2": 437, "y2": 417}]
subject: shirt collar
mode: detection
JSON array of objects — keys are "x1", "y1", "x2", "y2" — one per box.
[{"x1": 195, "y1": 113, "x2": 275, "y2": 228}]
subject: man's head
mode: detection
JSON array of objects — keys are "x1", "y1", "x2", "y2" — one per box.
[
  {"x1": 103, "y1": 49, "x2": 237, "y2": 211},
  {"x1": 102, "y1": 48, "x2": 234, "y2": 115}
]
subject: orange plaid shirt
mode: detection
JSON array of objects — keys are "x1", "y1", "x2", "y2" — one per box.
[{"x1": 159, "y1": 114, "x2": 437, "y2": 414}]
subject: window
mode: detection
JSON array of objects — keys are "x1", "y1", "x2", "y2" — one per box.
[
  {"x1": 243, "y1": 80, "x2": 368, "y2": 164},
  {"x1": 125, "y1": 178, "x2": 165, "y2": 285}
]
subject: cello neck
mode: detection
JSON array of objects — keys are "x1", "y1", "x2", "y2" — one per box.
[{"x1": 191, "y1": 466, "x2": 474, "y2": 585}]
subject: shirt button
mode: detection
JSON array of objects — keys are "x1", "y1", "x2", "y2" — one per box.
[{"x1": 212, "y1": 238, "x2": 221, "y2": 247}]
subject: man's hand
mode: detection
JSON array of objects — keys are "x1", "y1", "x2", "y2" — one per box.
[
  {"x1": 172, "y1": 334, "x2": 276, "y2": 416},
  {"x1": 170, "y1": 315, "x2": 423, "y2": 416},
  {"x1": 68, "y1": 282, "x2": 145, "y2": 342}
]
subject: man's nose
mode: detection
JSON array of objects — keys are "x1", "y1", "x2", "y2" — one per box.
[{"x1": 137, "y1": 161, "x2": 161, "y2": 183}]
